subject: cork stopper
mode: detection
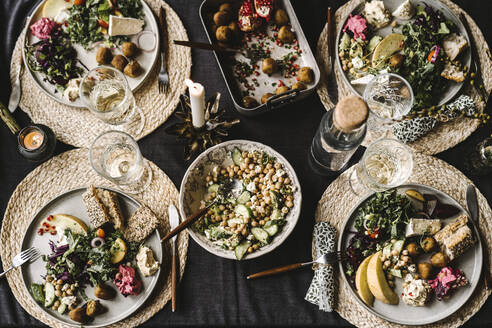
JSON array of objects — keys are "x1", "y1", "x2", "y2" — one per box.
[{"x1": 333, "y1": 96, "x2": 368, "y2": 132}]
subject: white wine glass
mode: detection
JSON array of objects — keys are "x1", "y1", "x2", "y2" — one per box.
[
  {"x1": 80, "y1": 66, "x2": 145, "y2": 134},
  {"x1": 349, "y1": 138, "x2": 413, "y2": 195},
  {"x1": 89, "y1": 130, "x2": 152, "y2": 194},
  {"x1": 363, "y1": 73, "x2": 414, "y2": 132}
]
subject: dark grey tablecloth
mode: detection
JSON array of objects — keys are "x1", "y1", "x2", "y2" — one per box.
[{"x1": 0, "y1": 0, "x2": 491, "y2": 326}]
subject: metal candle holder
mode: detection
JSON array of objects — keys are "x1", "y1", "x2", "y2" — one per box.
[{"x1": 165, "y1": 93, "x2": 240, "y2": 161}]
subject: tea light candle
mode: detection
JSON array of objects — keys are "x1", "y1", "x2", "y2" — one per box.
[
  {"x1": 17, "y1": 125, "x2": 56, "y2": 162},
  {"x1": 185, "y1": 79, "x2": 205, "y2": 128},
  {"x1": 19, "y1": 127, "x2": 45, "y2": 150}
]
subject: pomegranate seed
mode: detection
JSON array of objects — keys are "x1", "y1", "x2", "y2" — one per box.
[
  {"x1": 37, "y1": 229, "x2": 44, "y2": 236},
  {"x1": 47, "y1": 215, "x2": 53, "y2": 221},
  {"x1": 44, "y1": 227, "x2": 50, "y2": 232},
  {"x1": 50, "y1": 231, "x2": 56, "y2": 235}
]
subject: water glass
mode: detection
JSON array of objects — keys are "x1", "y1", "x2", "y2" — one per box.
[
  {"x1": 363, "y1": 73, "x2": 414, "y2": 131},
  {"x1": 80, "y1": 66, "x2": 136, "y2": 126},
  {"x1": 350, "y1": 138, "x2": 413, "y2": 194},
  {"x1": 89, "y1": 130, "x2": 152, "y2": 194}
]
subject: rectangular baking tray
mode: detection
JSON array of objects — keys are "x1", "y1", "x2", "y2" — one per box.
[{"x1": 199, "y1": 0, "x2": 320, "y2": 115}]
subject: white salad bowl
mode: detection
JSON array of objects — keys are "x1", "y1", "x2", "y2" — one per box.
[{"x1": 179, "y1": 140, "x2": 302, "y2": 260}]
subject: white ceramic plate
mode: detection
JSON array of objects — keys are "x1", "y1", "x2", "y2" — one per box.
[
  {"x1": 20, "y1": 187, "x2": 162, "y2": 327},
  {"x1": 179, "y1": 140, "x2": 302, "y2": 260},
  {"x1": 336, "y1": 0, "x2": 471, "y2": 106},
  {"x1": 23, "y1": 0, "x2": 160, "y2": 108},
  {"x1": 338, "y1": 184, "x2": 482, "y2": 326}
]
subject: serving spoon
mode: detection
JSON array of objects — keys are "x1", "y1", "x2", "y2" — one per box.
[{"x1": 161, "y1": 179, "x2": 243, "y2": 243}]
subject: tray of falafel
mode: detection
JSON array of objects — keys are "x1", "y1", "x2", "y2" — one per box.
[
  {"x1": 200, "y1": 0, "x2": 320, "y2": 115},
  {"x1": 23, "y1": 0, "x2": 160, "y2": 108}
]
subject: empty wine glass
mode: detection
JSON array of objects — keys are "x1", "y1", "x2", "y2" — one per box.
[
  {"x1": 80, "y1": 66, "x2": 144, "y2": 134},
  {"x1": 363, "y1": 73, "x2": 414, "y2": 132},
  {"x1": 349, "y1": 138, "x2": 413, "y2": 195},
  {"x1": 89, "y1": 130, "x2": 152, "y2": 194}
]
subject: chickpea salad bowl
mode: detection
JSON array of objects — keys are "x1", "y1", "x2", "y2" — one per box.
[{"x1": 179, "y1": 140, "x2": 302, "y2": 260}]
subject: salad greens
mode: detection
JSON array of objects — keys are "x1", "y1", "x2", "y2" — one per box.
[
  {"x1": 43, "y1": 229, "x2": 139, "y2": 287},
  {"x1": 354, "y1": 189, "x2": 416, "y2": 240},
  {"x1": 25, "y1": 28, "x2": 83, "y2": 90},
  {"x1": 66, "y1": 0, "x2": 144, "y2": 50},
  {"x1": 398, "y1": 5, "x2": 454, "y2": 109}
]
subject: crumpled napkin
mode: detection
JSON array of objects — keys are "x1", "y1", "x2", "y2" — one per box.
[
  {"x1": 305, "y1": 222, "x2": 337, "y2": 312},
  {"x1": 393, "y1": 95, "x2": 478, "y2": 143}
]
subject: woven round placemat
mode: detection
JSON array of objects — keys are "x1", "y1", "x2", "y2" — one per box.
[
  {"x1": 0, "y1": 148, "x2": 188, "y2": 328},
  {"x1": 9, "y1": 0, "x2": 191, "y2": 148},
  {"x1": 316, "y1": 0, "x2": 492, "y2": 155},
  {"x1": 314, "y1": 152, "x2": 492, "y2": 328}
]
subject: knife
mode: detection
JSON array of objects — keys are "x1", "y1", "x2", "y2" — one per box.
[
  {"x1": 326, "y1": 7, "x2": 335, "y2": 75},
  {"x1": 466, "y1": 184, "x2": 490, "y2": 290},
  {"x1": 168, "y1": 204, "x2": 180, "y2": 312},
  {"x1": 459, "y1": 13, "x2": 489, "y2": 103},
  {"x1": 159, "y1": 7, "x2": 169, "y2": 71}
]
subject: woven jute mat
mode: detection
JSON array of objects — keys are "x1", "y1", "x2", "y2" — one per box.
[
  {"x1": 0, "y1": 148, "x2": 188, "y2": 327},
  {"x1": 9, "y1": 0, "x2": 191, "y2": 148},
  {"x1": 314, "y1": 152, "x2": 492, "y2": 328},
  {"x1": 316, "y1": 0, "x2": 492, "y2": 155}
]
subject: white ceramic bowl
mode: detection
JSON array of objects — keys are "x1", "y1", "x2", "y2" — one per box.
[{"x1": 179, "y1": 140, "x2": 302, "y2": 260}]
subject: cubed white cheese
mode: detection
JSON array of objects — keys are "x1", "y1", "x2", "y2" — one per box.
[
  {"x1": 351, "y1": 74, "x2": 374, "y2": 85},
  {"x1": 246, "y1": 182, "x2": 256, "y2": 192},
  {"x1": 108, "y1": 15, "x2": 144, "y2": 37},
  {"x1": 405, "y1": 218, "x2": 441, "y2": 237},
  {"x1": 351, "y1": 57, "x2": 364, "y2": 69},
  {"x1": 392, "y1": 0, "x2": 415, "y2": 20}
]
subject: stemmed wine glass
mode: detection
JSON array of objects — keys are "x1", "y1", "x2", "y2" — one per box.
[
  {"x1": 79, "y1": 66, "x2": 145, "y2": 134},
  {"x1": 89, "y1": 130, "x2": 152, "y2": 194},
  {"x1": 349, "y1": 138, "x2": 413, "y2": 195}
]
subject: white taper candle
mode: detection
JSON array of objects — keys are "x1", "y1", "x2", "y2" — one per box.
[{"x1": 185, "y1": 79, "x2": 206, "y2": 128}]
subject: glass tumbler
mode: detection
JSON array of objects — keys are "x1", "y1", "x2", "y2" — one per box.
[
  {"x1": 89, "y1": 130, "x2": 152, "y2": 194},
  {"x1": 79, "y1": 66, "x2": 136, "y2": 126},
  {"x1": 350, "y1": 138, "x2": 413, "y2": 194},
  {"x1": 363, "y1": 73, "x2": 414, "y2": 132}
]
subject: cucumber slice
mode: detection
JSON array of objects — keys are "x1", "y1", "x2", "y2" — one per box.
[
  {"x1": 269, "y1": 190, "x2": 282, "y2": 209},
  {"x1": 251, "y1": 227, "x2": 270, "y2": 244},
  {"x1": 382, "y1": 243, "x2": 392, "y2": 259},
  {"x1": 235, "y1": 240, "x2": 251, "y2": 260},
  {"x1": 264, "y1": 224, "x2": 279, "y2": 236},
  {"x1": 57, "y1": 303, "x2": 67, "y2": 314},
  {"x1": 30, "y1": 283, "x2": 45, "y2": 305},
  {"x1": 392, "y1": 240, "x2": 405, "y2": 254},
  {"x1": 270, "y1": 209, "x2": 283, "y2": 220},
  {"x1": 44, "y1": 282, "x2": 55, "y2": 308},
  {"x1": 232, "y1": 147, "x2": 244, "y2": 166},
  {"x1": 389, "y1": 268, "x2": 402, "y2": 278},
  {"x1": 237, "y1": 191, "x2": 251, "y2": 204},
  {"x1": 234, "y1": 204, "x2": 252, "y2": 219},
  {"x1": 207, "y1": 184, "x2": 219, "y2": 193},
  {"x1": 227, "y1": 218, "x2": 244, "y2": 227}
]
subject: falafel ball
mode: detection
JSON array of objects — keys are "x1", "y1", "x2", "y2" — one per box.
[
  {"x1": 219, "y1": 3, "x2": 233, "y2": 13},
  {"x1": 213, "y1": 10, "x2": 231, "y2": 26},
  {"x1": 298, "y1": 67, "x2": 314, "y2": 84},
  {"x1": 124, "y1": 60, "x2": 142, "y2": 78},
  {"x1": 292, "y1": 81, "x2": 307, "y2": 90},
  {"x1": 275, "y1": 86, "x2": 290, "y2": 95},
  {"x1": 242, "y1": 96, "x2": 259, "y2": 108},
  {"x1": 96, "y1": 47, "x2": 112, "y2": 64},
  {"x1": 216, "y1": 26, "x2": 232, "y2": 42},
  {"x1": 111, "y1": 54, "x2": 128, "y2": 72},
  {"x1": 278, "y1": 25, "x2": 295, "y2": 43},
  {"x1": 121, "y1": 42, "x2": 138, "y2": 58},
  {"x1": 261, "y1": 58, "x2": 278, "y2": 75},
  {"x1": 274, "y1": 9, "x2": 289, "y2": 26},
  {"x1": 261, "y1": 93, "x2": 274, "y2": 104},
  {"x1": 228, "y1": 21, "x2": 241, "y2": 39}
]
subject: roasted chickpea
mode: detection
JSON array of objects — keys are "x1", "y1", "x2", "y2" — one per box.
[
  {"x1": 275, "y1": 86, "x2": 290, "y2": 95},
  {"x1": 298, "y1": 67, "x2": 314, "y2": 84},
  {"x1": 261, "y1": 58, "x2": 278, "y2": 75},
  {"x1": 278, "y1": 26, "x2": 295, "y2": 43}
]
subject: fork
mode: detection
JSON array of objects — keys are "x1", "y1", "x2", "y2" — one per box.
[
  {"x1": 0, "y1": 247, "x2": 40, "y2": 278},
  {"x1": 158, "y1": 7, "x2": 170, "y2": 94},
  {"x1": 247, "y1": 251, "x2": 345, "y2": 280}
]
